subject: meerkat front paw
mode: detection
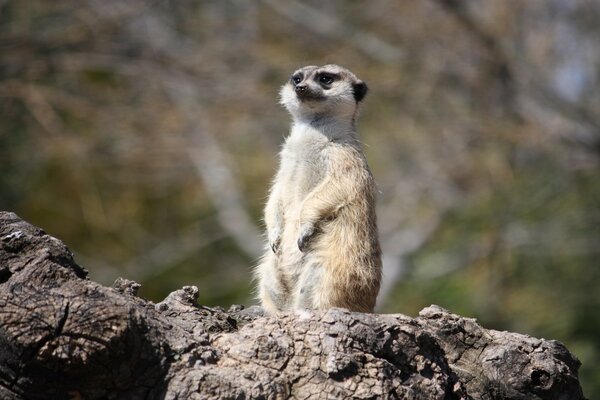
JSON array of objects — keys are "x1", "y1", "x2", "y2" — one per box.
[
  {"x1": 297, "y1": 223, "x2": 316, "y2": 252},
  {"x1": 268, "y1": 228, "x2": 282, "y2": 253}
]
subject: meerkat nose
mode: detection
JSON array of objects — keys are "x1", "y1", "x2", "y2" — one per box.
[{"x1": 295, "y1": 85, "x2": 307, "y2": 94}]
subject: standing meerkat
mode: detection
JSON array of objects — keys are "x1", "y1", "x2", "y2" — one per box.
[{"x1": 256, "y1": 64, "x2": 381, "y2": 313}]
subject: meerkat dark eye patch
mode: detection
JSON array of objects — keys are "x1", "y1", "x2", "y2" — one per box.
[
  {"x1": 291, "y1": 73, "x2": 303, "y2": 85},
  {"x1": 316, "y1": 73, "x2": 339, "y2": 86},
  {"x1": 353, "y1": 81, "x2": 368, "y2": 102}
]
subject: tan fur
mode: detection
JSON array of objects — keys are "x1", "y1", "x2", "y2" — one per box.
[{"x1": 255, "y1": 65, "x2": 381, "y2": 313}]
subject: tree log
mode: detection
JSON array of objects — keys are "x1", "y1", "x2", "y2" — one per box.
[{"x1": 0, "y1": 212, "x2": 586, "y2": 399}]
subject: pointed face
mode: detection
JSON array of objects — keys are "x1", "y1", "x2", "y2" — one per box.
[{"x1": 279, "y1": 64, "x2": 368, "y2": 123}]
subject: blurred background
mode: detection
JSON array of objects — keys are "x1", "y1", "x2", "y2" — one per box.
[{"x1": 1, "y1": 0, "x2": 598, "y2": 395}]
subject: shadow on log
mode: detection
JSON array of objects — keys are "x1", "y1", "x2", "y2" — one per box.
[{"x1": 0, "y1": 212, "x2": 586, "y2": 399}]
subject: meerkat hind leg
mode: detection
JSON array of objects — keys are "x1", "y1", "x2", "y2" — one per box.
[
  {"x1": 292, "y1": 260, "x2": 324, "y2": 310},
  {"x1": 257, "y1": 252, "x2": 289, "y2": 313}
]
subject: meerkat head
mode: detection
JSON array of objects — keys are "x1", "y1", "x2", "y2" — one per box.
[{"x1": 279, "y1": 64, "x2": 368, "y2": 124}]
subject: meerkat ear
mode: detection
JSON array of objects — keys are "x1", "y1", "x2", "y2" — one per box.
[{"x1": 353, "y1": 81, "x2": 368, "y2": 102}]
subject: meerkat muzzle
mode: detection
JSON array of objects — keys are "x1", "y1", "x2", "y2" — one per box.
[
  {"x1": 294, "y1": 85, "x2": 325, "y2": 101},
  {"x1": 295, "y1": 84, "x2": 307, "y2": 94}
]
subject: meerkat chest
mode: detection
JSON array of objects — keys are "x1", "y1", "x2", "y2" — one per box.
[{"x1": 279, "y1": 132, "x2": 329, "y2": 204}]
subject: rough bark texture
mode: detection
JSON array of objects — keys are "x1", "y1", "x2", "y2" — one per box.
[{"x1": 0, "y1": 211, "x2": 586, "y2": 399}]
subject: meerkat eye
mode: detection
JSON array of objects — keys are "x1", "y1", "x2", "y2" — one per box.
[
  {"x1": 291, "y1": 74, "x2": 303, "y2": 85},
  {"x1": 318, "y1": 73, "x2": 336, "y2": 85}
]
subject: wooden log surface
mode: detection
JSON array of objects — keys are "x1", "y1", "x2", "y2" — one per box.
[{"x1": 0, "y1": 211, "x2": 586, "y2": 399}]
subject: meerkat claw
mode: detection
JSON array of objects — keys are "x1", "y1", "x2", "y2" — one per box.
[
  {"x1": 270, "y1": 237, "x2": 281, "y2": 253},
  {"x1": 297, "y1": 224, "x2": 315, "y2": 252}
]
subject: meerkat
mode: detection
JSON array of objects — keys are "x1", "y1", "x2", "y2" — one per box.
[{"x1": 255, "y1": 64, "x2": 382, "y2": 313}]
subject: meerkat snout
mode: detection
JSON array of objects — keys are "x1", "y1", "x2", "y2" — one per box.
[
  {"x1": 293, "y1": 83, "x2": 318, "y2": 101},
  {"x1": 294, "y1": 84, "x2": 307, "y2": 95}
]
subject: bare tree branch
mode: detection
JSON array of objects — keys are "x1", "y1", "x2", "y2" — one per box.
[
  {"x1": 261, "y1": 0, "x2": 404, "y2": 62},
  {"x1": 164, "y1": 77, "x2": 264, "y2": 258}
]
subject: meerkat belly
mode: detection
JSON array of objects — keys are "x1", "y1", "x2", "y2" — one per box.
[
  {"x1": 277, "y1": 143, "x2": 328, "y2": 285},
  {"x1": 280, "y1": 160, "x2": 325, "y2": 237},
  {"x1": 283, "y1": 160, "x2": 325, "y2": 204}
]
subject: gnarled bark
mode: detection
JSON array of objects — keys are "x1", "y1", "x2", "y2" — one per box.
[{"x1": 0, "y1": 212, "x2": 586, "y2": 399}]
